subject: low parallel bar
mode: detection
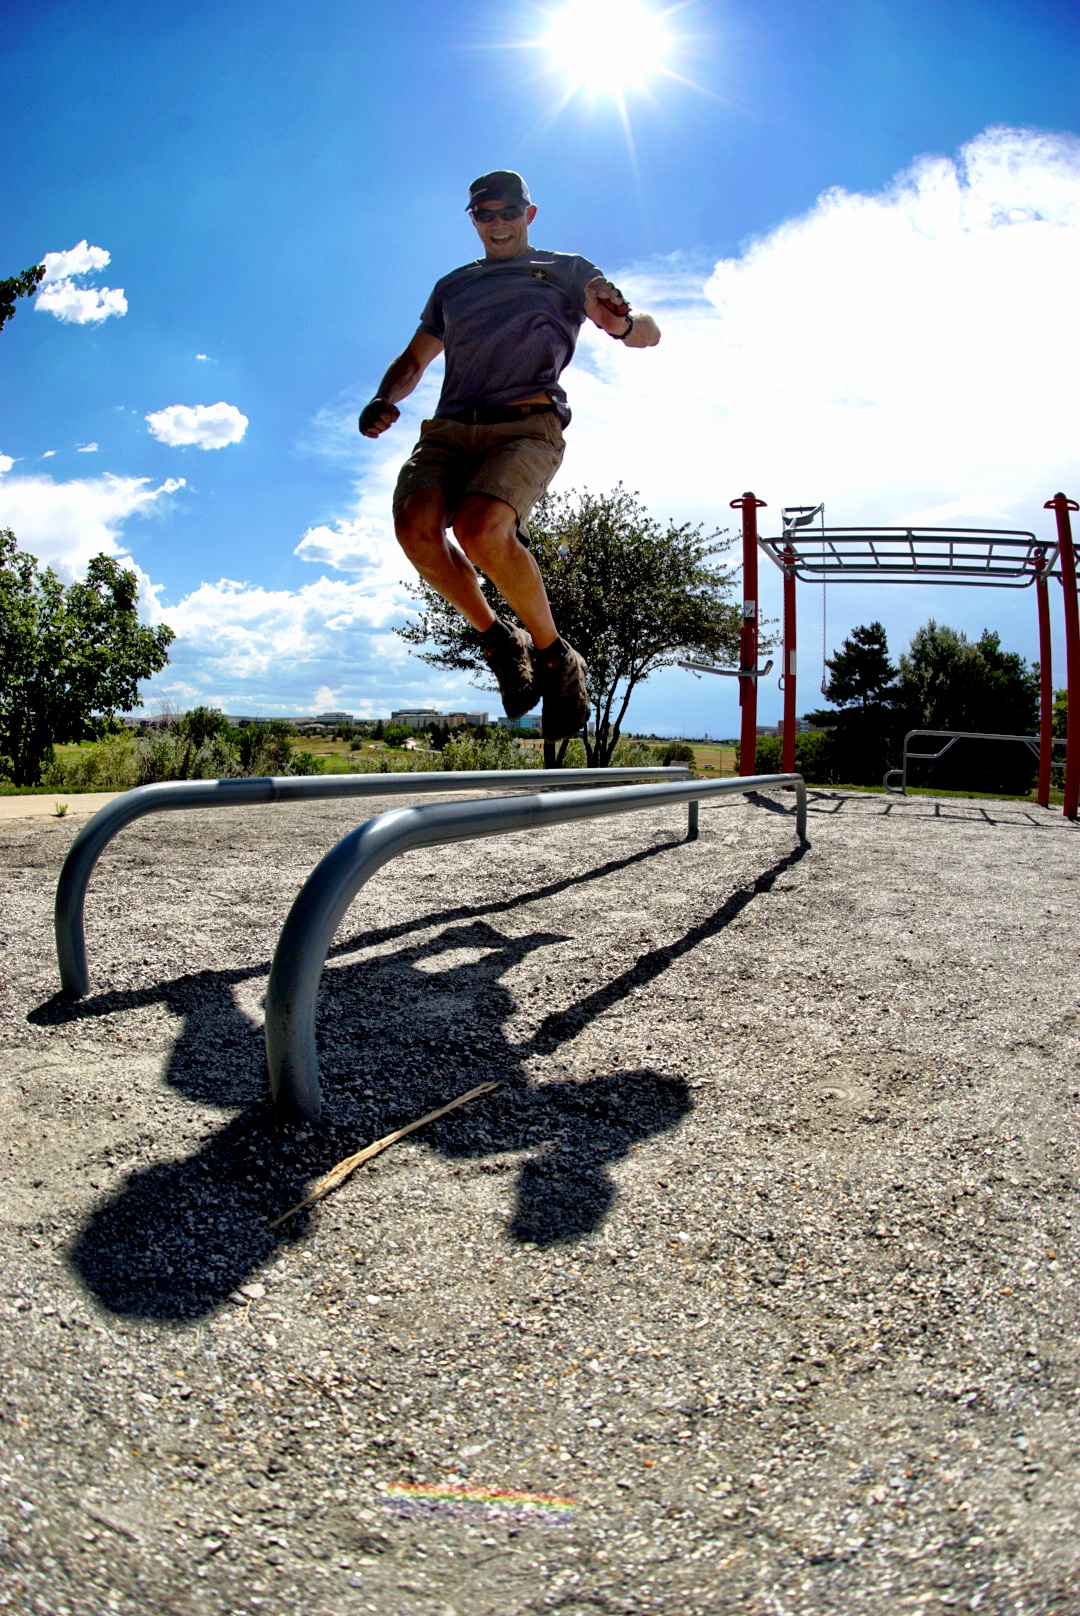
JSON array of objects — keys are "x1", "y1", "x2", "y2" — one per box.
[
  {"x1": 266, "y1": 773, "x2": 807, "y2": 1121},
  {"x1": 54, "y1": 767, "x2": 691, "y2": 998}
]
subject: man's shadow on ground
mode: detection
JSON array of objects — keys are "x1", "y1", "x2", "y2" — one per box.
[{"x1": 40, "y1": 837, "x2": 805, "y2": 1321}]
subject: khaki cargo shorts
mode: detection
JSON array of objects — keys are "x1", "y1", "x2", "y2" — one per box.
[{"x1": 392, "y1": 412, "x2": 565, "y2": 538}]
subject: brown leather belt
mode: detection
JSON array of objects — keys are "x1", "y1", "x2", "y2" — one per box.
[{"x1": 441, "y1": 402, "x2": 559, "y2": 425}]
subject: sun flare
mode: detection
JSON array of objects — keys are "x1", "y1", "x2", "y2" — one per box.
[{"x1": 543, "y1": 0, "x2": 675, "y2": 100}]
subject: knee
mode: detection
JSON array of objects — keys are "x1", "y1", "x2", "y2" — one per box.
[
  {"x1": 453, "y1": 507, "x2": 515, "y2": 568},
  {"x1": 394, "y1": 499, "x2": 445, "y2": 562}
]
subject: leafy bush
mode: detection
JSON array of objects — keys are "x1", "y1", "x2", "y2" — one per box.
[
  {"x1": 42, "y1": 731, "x2": 138, "y2": 792},
  {"x1": 754, "y1": 730, "x2": 834, "y2": 784},
  {"x1": 176, "y1": 706, "x2": 232, "y2": 748},
  {"x1": 382, "y1": 723, "x2": 414, "y2": 748},
  {"x1": 239, "y1": 721, "x2": 295, "y2": 776},
  {"x1": 608, "y1": 736, "x2": 660, "y2": 766},
  {"x1": 344, "y1": 751, "x2": 439, "y2": 774},
  {"x1": 655, "y1": 740, "x2": 694, "y2": 765},
  {"x1": 441, "y1": 728, "x2": 541, "y2": 771},
  {"x1": 289, "y1": 751, "x2": 324, "y2": 776},
  {"x1": 134, "y1": 729, "x2": 243, "y2": 783}
]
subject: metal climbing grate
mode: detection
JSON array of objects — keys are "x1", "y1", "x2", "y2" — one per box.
[{"x1": 759, "y1": 526, "x2": 1057, "y2": 588}]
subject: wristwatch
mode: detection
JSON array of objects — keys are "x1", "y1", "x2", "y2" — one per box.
[{"x1": 608, "y1": 313, "x2": 634, "y2": 340}]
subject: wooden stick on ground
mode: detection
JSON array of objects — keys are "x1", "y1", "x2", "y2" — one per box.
[{"x1": 270, "y1": 1081, "x2": 499, "y2": 1228}]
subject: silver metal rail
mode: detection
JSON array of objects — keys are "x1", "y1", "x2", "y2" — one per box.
[
  {"x1": 677, "y1": 657, "x2": 774, "y2": 683},
  {"x1": 265, "y1": 773, "x2": 807, "y2": 1121},
  {"x1": 54, "y1": 767, "x2": 691, "y2": 998},
  {"x1": 883, "y1": 730, "x2": 1063, "y2": 794}
]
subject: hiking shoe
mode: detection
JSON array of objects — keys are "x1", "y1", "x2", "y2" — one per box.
[
  {"x1": 536, "y1": 638, "x2": 591, "y2": 740},
  {"x1": 480, "y1": 618, "x2": 537, "y2": 720}
]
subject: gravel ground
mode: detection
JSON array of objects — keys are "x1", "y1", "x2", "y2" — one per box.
[{"x1": 0, "y1": 785, "x2": 1078, "y2": 1616}]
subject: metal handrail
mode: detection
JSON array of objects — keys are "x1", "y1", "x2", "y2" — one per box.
[
  {"x1": 265, "y1": 773, "x2": 807, "y2": 1121},
  {"x1": 883, "y1": 729, "x2": 1064, "y2": 794},
  {"x1": 54, "y1": 766, "x2": 692, "y2": 998}
]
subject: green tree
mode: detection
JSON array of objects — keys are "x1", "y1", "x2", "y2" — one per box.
[
  {"x1": 0, "y1": 263, "x2": 46, "y2": 334},
  {"x1": 397, "y1": 486, "x2": 741, "y2": 766},
  {"x1": 177, "y1": 705, "x2": 230, "y2": 748},
  {"x1": 823, "y1": 620, "x2": 896, "y2": 708},
  {"x1": 1052, "y1": 686, "x2": 1067, "y2": 739},
  {"x1": 0, "y1": 529, "x2": 174, "y2": 786},
  {"x1": 803, "y1": 621, "x2": 898, "y2": 785},
  {"x1": 895, "y1": 621, "x2": 1039, "y2": 793}
]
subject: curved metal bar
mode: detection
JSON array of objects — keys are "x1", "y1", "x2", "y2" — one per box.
[
  {"x1": 54, "y1": 767, "x2": 691, "y2": 998},
  {"x1": 266, "y1": 773, "x2": 807, "y2": 1121},
  {"x1": 882, "y1": 730, "x2": 1059, "y2": 795}
]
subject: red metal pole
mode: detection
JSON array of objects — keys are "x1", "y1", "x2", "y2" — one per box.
[
  {"x1": 781, "y1": 545, "x2": 797, "y2": 775},
  {"x1": 1035, "y1": 551, "x2": 1052, "y2": 809},
  {"x1": 1044, "y1": 494, "x2": 1080, "y2": 820},
  {"x1": 731, "y1": 492, "x2": 766, "y2": 777}
]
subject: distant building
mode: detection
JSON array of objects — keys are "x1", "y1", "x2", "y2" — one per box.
[
  {"x1": 391, "y1": 708, "x2": 442, "y2": 728},
  {"x1": 314, "y1": 710, "x2": 353, "y2": 724},
  {"x1": 391, "y1": 708, "x2": 488, "y2": 729},
  {"x1": 777, "y1": 718, "x2": 822, "y2": 736},
  {"x1": 756, "y1": 724, "x2": 778, "y2": 738},
  {"x1": 497, "y1": 713, "x2": 541, "y2": 732}
]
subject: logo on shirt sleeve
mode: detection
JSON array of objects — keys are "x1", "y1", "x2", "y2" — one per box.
[{"x1": 530, "y1": 266, "x2": 549, "y2": 280}]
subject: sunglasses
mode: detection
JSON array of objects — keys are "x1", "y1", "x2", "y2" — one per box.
[{"x1": 470, "y1": 204, "x2": 527, "y2": 223}]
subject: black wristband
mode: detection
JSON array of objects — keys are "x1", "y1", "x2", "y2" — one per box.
[{"x1": 608, "y1": 313, "x2": 634, "y2": 340}]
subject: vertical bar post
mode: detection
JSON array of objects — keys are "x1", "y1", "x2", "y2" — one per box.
[
  {"x1": 1035, "y1": 550, "x2": 1053, "y2": 809},
  {"x1": 781, "y1": 545, "x2": 798, "y2": 776},
  {"x1": 732, "y1": 492, "x2": 767, "y2": 777},
  {"x1": 1045, "y1": 494, "x2": 1080, "y2": 820}
]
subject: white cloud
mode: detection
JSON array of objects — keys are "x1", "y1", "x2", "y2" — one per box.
[
  {"x1": 0, "y1": 454, "x2": 13, "y2": 475},
  {"x1": 145, "y1": 402, "x2": 249, "y2": 449},
  {"x1": 35, "y1": 241, "x2": 127, "y2": 325},
  {"x1": 76, "y1": 442, "x2": 98, "y2": 454},
  {"x1": 40, "y1": 242, "x2": 111, "y2": 283},
  {"x1": 559, "y1": 126, "x2": 1080, "y2": 535},
  {"x1": 195, "y1": 353, "x2": 211, "y2": 361},
  {"x1": 0, "y1": 469, "x2": 184, "y2": 582},
  {"x1": 143, "y1": 573, "x2": 456, "y2": 715},
  {"x1": 294, "y1": 515, "x2": 393, "y2": 574},
  {"x1": 41, "y1": 450, "x2": 56, "y2": 459}
]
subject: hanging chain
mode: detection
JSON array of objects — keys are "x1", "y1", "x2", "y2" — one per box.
[{"x1": 820, "y1": 506, "x2": 829, "y2": 696}]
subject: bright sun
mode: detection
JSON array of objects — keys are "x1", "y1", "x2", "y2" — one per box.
[{"x1": 542, "y1": 0, "x2": 675, "y2": 100}]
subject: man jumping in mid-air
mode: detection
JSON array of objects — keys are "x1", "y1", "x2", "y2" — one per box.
[{"x1": 359, "y1": 169, "x2": 661, "y2": 739}]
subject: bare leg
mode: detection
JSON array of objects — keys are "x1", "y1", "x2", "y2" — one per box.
[
  {"x1": 452, "y1": 494, "x2": 559, "y2": 649},
  {"x1": 394, "y1": 490, "x2": 496, "y2": 632}
]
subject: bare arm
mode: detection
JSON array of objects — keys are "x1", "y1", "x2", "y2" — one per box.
[
  {"x1": 359, "y1": 329, "x2": 444, "y2": 437},
  {"x1": 583, "y1": 275, "x2": 661, "y2": 349}
]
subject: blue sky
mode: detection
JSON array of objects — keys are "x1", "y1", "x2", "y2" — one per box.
[{"x1": 2, "y1": 0, "x2": 1079, "y2": 732}]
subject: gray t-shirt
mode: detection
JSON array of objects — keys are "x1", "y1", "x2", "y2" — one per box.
[{"x1": 418, "y1": 249, "x2": 602, "y2": 425}]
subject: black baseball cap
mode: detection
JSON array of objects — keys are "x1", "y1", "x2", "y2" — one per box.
[{"x1": 466, "y1": 170, "x2": 531, "y2": 211}]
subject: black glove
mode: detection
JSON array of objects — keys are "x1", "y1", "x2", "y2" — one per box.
[{"x1": 358, "y1": 397, "x2": 396, "y2": 436}]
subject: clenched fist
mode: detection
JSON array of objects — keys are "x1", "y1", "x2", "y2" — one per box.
[
  {"x1": 584, "y1": 275, "x2": 632, "y2": 333},
  {"x1": 358, "y1": 397, "x2": 400, "y2": 438}
]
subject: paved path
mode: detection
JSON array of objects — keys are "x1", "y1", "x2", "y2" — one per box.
[{"x1": 0, "y1": 790, "x2": 121, "y2": 820}]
